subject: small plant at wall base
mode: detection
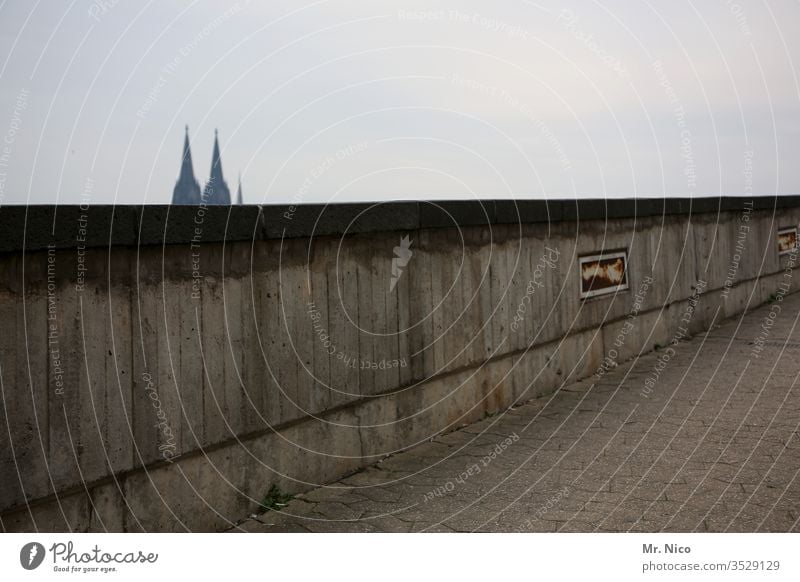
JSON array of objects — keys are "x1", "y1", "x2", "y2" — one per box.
[{"x1": 259, "y1": 485, "x2": 293, "y2": 513}]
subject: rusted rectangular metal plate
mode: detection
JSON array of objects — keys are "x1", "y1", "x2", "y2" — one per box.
[
  {"x1": 777, "y1": 226, "x2": 797, "y2": 256},
  {"x1": 579, "y1": 250, "x2": 629, "y2": 299}
]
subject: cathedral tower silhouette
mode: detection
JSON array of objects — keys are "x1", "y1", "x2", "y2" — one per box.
[
  {"x1": 171, "y1": 127, "x2": 242, "y2": 205},
  {"x1": 171, "y1": 125, "x2": 202, "y2": 204},
  {"x1": 202, "y1": 129, "x2": 231, "y2": 205}
]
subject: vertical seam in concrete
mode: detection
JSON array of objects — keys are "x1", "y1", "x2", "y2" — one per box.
[
  {"x1": 430, "y1": 240, "x2": 437, "y2": 369},
  {"x1": 355, "y1": 406, "x2": 364, "y2": 461},
  {"x1": 129, "y1": 248, "x2": 138, "y2": 470},
  {"x1": 200, "y1": 283, "x2": 205, "y2": 445},
  {"x1": 355, "y1": 256, "x2": 361, "y2": 396},
  {"x1": 325, "y1": 267, "x2": 333, "y2": 409},
  {"x1": 394, "y1": 251, "x2": 401, "y2": 384},
  {"x1": 42, "y1": 253, "x2": 51, "y2": 464},
  {"x1": 693, "y1": 217, "x2": 701, "y2": 286}
]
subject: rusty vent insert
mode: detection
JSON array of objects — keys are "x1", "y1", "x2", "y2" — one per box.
[
  {"x1": 778, "y1": 226, "x2": 798, "y2": 255},
  {"x1": 579, "y1": 250, "x2": 629, "y2": 299}
]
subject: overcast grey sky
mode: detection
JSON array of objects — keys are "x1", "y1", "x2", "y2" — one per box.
[{"x1": 0, "y1": 0, "x2": 798, "y2": 205}]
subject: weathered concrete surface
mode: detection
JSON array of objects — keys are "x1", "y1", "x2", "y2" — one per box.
[
  {"x1": 1, "y1": 199, "x2": 799, "y2": 531},
  {"x1": 4, "y1": 198, "x2": 799, "y2": 252},
  {"x1": 235, "y1": 293, "x2": 800, "y2": 533}
]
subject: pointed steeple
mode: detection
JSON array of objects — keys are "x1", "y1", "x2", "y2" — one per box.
[
  {"x1": 180, "y1": 125, "x2": 194, "y2": 178},
  {"x1": 172, "y1": 125, "x2": 202, "y2": 204},
  {"x1": 203, "y1": 128, "x2": 231, "y2": 205},
  {"x1": 211, "y1": 129, "x2": 222, "y2": 180},
  {"x1": 236, "y1": 172, "x2": 243, "y2": 205}
]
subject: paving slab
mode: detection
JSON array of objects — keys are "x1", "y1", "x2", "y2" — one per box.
[{"x1": 232, "y1": 293, "x2": 800, "y2": 532}]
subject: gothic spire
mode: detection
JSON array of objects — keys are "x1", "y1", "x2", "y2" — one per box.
[
  {"x1": 210, "y1": 129, "x2": 222, "y2": 181},
  {"x1": 203, "y1": 128, "x2": 231, "y2": 204},
  {"x1": 181, "y1": 125, "x2": 194, "y2": 177},
  {"x1": 237, "y1": 172, "x2": 243, "y2": 205},
  {"x1": 172, "y1": 125, "x2": 202, "y2": 204}
]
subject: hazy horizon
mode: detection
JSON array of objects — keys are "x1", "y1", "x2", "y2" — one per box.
[{"x1": 0, "y1": 0, "x2": 799, "y2": 205}]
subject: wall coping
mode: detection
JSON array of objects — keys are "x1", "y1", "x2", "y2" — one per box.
[{"x1": 0, "y1": 196, "x2": 797, "y2": 253}]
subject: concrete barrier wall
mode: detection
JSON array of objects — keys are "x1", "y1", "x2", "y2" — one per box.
[{"x1": 1, "y1": 197, "x2": 799, "y2": 531}]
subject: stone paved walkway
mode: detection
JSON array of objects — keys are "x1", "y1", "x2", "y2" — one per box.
[{"x1": 234, "y1": 294, "x2": 800, "y2": 532}]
